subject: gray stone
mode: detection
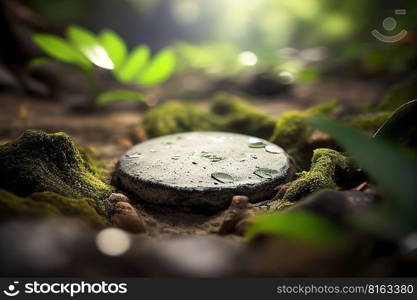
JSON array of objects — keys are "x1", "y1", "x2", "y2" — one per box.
[{"x1": 113, "y1": 132, "x2": 293, "y2": 211}]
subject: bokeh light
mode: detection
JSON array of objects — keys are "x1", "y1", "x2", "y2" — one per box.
[
  {"x1": 239, "y1": 51, "x2": 258, "y2": 66},
  {"x1": 96, "y1": 228, "x2": 131, "y2": 256}
]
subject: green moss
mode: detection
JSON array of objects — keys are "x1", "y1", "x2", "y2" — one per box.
[
  {"x1": 347, "y1": 111, "x2": 391, "y2": 133},
  {"x1": 78, "y1": 147, "x2": 102, "y2": 177},
  {"x1": 0, "y1": 190, "x2": 106, "y2": 228},
  {"x1": 211, "y1": 95, "x2": 276, "y2": 139},
  {"x1": 378, "y1": 76, "x2": 417, "y2": 111},
  {"x1": 281, "y1": 148, "x2": 355, "y2": 202},
  {"x1": 269, "y1": 101, "x2": 337, "y2": 167},
  {"x1": 270, "y1": 111, "x2": 310, "y2": 149},
  {"x1": 142, "y1": 101, "x2": 219, "y2": 138},
  {"x1": 0, "y1": 130, "x2": 112, "y2": 208}
]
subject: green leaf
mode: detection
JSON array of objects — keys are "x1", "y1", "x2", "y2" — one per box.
[
  {"x1": 248, "y1": 142, "x2": 266, "y2": 148},
  {"x1": 67, "y1": 25, "x2": 114, "y2": 70},
  {"x1": 32, "y1": 34, "x2": 91, "y2": 71},
  {"x1": 211, "y1": 172, "x2": 234, "y2": 183},
  {"x1": 99, "y1": 30, "x2": 127, "y2": 70},
  {"x1": 246, "y1": 211, "x2": 342, "y2": 244},
  {"x1": 201, "y1": 151, "x2": 223, "y2": 162},
  {"x1": 116, "y1": 45, "x2": 150, "y2": 83},
  {"x1": 374, "y1": 99, "x2": 417, "y2": 149},
  {"x1": 96, "y1": 90, "x2": 144, "y2": 105},
  {"x1": 137, "y1": 48, "x2": 176, "y2": 86},
  {"x1": 308, "y1": 116, "x2": 417, "y2": 225},
  {"x1": 253, "y1": 168, "x2": 279, "y2": 179},
  {"x1": 248, "y1": 137, "x2": 266, "y2": 148}
]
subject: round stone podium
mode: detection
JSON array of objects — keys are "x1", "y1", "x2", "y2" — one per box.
[{"x1": 113, "y1": 132, "x2": 293, "y2": 212}]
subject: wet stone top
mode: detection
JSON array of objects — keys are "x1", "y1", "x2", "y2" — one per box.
[{"x1": 114, "y1": 132, "x2": 293, "y2": 212}]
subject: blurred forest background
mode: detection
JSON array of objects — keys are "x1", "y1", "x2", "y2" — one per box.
[{"x1": 1, "y1": 0, "x2": 417, "y2": 97}]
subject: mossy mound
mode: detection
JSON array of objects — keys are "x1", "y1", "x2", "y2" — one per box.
[
  {"x1": 347, "y1": 111, "x2": 391, "y2": 134},
  {"x1": 0, "y1": 130, "x2": 112, "y2": 206},
  {"x1": 378, "y1": 76, "x2": 417, "y2": 111},
  {"x1": 278, "y1": 148, "x2": 356, "y2": 202},
  {"x1": 269, "y1": 101, "x2": 337, "y2": 168},
  {"x1": 0, "y1": 190, "x2": 106, "y2": 228},
  {"x1": 211, "y1": 95, "x2": 276, "y2": 139},
  {"x1": 142, "y1": 101, "x2": 219, "y2": 138}
]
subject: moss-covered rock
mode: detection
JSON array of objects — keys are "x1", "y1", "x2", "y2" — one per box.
[
  {"x1": 377, "y1": 76, "x2": 417, "y2": 111},
  {"x1": 278, "y1": 148, "x2": 356, "y2": 202},
  {"x1": 142, "y1": 101, "x2": 219, "y2": 138},
  {"x1": 0, "y1": 190, "x2": 106, "y2": 228},
  {"x1": 0, "y1": 130, "x2": 112, "y2": 207},
  {"x1": 211, "y1": 95, "x2": 276, "y2": 139},
  {"x1": 269, "y1": 101, "x2": 337, "y2": 167}
]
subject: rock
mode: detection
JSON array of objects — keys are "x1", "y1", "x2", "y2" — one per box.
[
  {"x1": 0, "y1": 130, "x2": 112, "y2": 206},
  {"x1": 0, "y1": 189, "x2": 106, "y2": 228},
  {"x1": 113, "y1": 132, "x2": 293, "y2": 212},
  {"x1": 244, "y1": 71, "x2": 292, "y2": 97},
  {"x1": 108, "y1": 193, "x2": 131, "y2": 204},
  {"x1": 218, "y1": 195, "x2": 255, "y2": 235},
  {"x1": 288, "y1": 190, "x2": 374, "y2": 224},
  {"x1": 110, "y1": 201, "x2": 146, "y2": 233}
]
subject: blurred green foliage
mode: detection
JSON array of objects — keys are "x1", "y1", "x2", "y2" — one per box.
[
  {"x1": 247, "y1": 211, "x2": 342, "y2": 244},
  {"x1": 32, "y1": 25, "x2": 176, "y2": 104},
  {"x1": 308, "y1": 115, "x2": 417, "y2": 235},
  {"x1": 374, "y1": 99, "x2": 417, "y2": 150},
  {"x1": 23, "y1": 0, "x2": 417, "y2": 81}
]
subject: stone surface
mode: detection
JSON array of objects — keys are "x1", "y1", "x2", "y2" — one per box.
[{"x1": 113, "y1": 132, "x2": 293, "y2": 211}]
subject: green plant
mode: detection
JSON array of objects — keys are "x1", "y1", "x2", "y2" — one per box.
[
  {"x1": 246, "y1": 211, "x2": 342, "y2": 244},
  {"x1": 247, "y1": 102, "x2": 417, "y2": 243},
  {"x1": 308, "y1": 114, "x2": 417, "y2": 238},
  {"x1": 374, "y1": 99, "x2": 417, "y2": 149},
  {"x1": 32, "y1": 25, "x2": 176, "y2": 105}
]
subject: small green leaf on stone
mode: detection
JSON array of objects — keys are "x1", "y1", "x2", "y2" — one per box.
[
  {"x1": 201, "y1": 151, "x2": 223, "y2": 162},
  {"x1": 211, "y1": 172, "x2": 234, "y2": 183},
  {"x1": 254, "y1": 167, "x2": 279, "y2": 178},
  {"x1": 248, "y1": 142, "x2": 266, "y2": 148}
]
